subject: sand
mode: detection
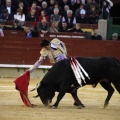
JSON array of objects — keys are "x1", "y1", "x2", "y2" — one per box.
[{"x1": 0, "y1": 78, "x2": 120, "y2": 120}]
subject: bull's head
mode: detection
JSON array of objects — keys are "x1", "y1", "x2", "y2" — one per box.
[{"x1": 37, "y1": 82, "x2": 55, "y2": 106}]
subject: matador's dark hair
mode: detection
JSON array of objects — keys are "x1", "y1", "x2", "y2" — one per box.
[{"x1": 40, "y1": 39, "x2": 50, "y2": 47}]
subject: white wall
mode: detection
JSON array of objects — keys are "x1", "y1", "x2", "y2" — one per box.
[{"x1": 0, "y1": 68, "x2": 48, "y2": 79}]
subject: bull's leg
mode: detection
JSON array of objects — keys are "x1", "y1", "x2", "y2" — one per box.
[
  {"x1": 70, "y1": 88, "x2": 85, "y2": 109},
  {"x1": 52, "y1": 91, "x2": 66, "y2": 109},
  {"x1": 100, "y1": 81, "x2": 114, "y2": 108}
]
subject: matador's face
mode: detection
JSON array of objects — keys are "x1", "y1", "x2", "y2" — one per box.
[{"x1": 44, "y1": 44, "x2": 51, "y2": 50}]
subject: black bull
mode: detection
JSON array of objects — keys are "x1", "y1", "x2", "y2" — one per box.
[{"x1": 34, "y1": 57, "x2": 120, "y2": 108}]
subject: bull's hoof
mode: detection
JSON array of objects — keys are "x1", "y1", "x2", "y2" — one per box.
[
  {"x1": 74, "y1": 103, "x2": 85, "y2": 107},
  {"x1": 52, "y1": 106, "x2": 57, "y2": 109},
  {"x1": 103, "y1": 104, "x2": 108, "y2": 109},
  {"x1": 82, "y1": 104, "x2": 85, "y2": 107},
  {"x1": 103, "y1": 102, "x2": 108, "y2": 109},
  {"x1": 74, "y1": 102, "x2": 79, "y2": 106},
  {"x1": 76, "y1": 105, "x2": 83, "y2": 109}
]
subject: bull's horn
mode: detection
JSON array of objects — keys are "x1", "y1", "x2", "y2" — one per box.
[{"x1": 30, "y1": 82, "x2": 41, "y2": 92}]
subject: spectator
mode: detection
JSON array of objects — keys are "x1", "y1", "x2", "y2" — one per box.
[
  {"x1": 49, "y1": 0, "x2": 56, "y2": 14},
  {"x1": 111, "y1": 33, "x2": 119, "y2": 41},
  {"x1": 88, "y1": 4, "x2": 99, "y2": 24},
  {"x1": 99, "y1": 0, "x2": 113, "y2": 19},
  {"x1": 27, "y1": 2, "x2": 40, "y2": 16},
  {"x1": 91, "y1": 29, "x2": 102, "y2": 40},
  {"x1": 39, "y1": 10, "x2": 49, "y2": 22},
  {"x1": 50, "y1": 8, "x2": 61, "y2": 23},
  {"x1": 49, "y1": 21, "x2": 59, "y2": 32},
  {"x1": 61, "y1": 5, "x2": 70, "y2": 17},
  {"x1": 85, "y1": 0, "x2": 100, "y2": 17},
  {"x1": 14, "y1": 8, "x2": 25, "y2": 25},
  {"x1": 76, "y1": 9, "x2": 88, "y2": 24},
  {"x1": 40, "y1": 1, "x2": 52, "y2": 16},
  {"x1": 21, "y1": 0, "x2": 29, "y2": 9},
  {"x1": 53, "y1": 2, "x2": 62, "y2": 15},
  {"x1": 100, "y1": 0, "x2": 113, "y2": 10},
  {"x1": 36, "y1": 0, "x2": 51, "y2": 8},
  {"x1": 24, "y1": 25, "x2": 38, "y2": 38},
  {"x1": 75, "y1": 4, "x2": 85, "y2": 20},
  {"x1": 62, "y1": 10, "x2": 76, "y2": 30},
  {"x1": 0, "y1": 9, "x2": 13, "y2": 21},
  {"x1": 26, "y1": 9, "x2": 39, "y2": 21},
  {"x1": 10, "y1": 19, "x2": 24, "y2": 30},
  {"x1": 37, "y1": 18, "x2": 49, "y2": 34},
  {"x1": 71, "y1": 23, "x2": 83, "y2": 33},
  {"x1": 60, "y1": 0, "x2": 72, "y2": 11},
  {"x1": 17, "y1": 1, "x2": 27, "y2": 15},
  {"x1": 72, "y1": 0, "x2": 82, "y2": 12},
  {"x1": 4, "y1": 0, "x2": 16, "y2": 15},
  {"x1": 58, "y1": 21, "x2": 69, "y2": 32},
  {"x1": 2, "y1": 0, "x2": 29, "y2": 8}
]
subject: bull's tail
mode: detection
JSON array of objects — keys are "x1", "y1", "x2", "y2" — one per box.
[
  {"x1": 109, "y1": 68, "x2": 120, "y2": 94},
  {"x1": 109, "y1": 57, "x2": 120, "y2": 94}
]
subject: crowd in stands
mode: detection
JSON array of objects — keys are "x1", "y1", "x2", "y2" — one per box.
[{"x1": 0, "y1": 0, "x2": 119, "y2": 40}]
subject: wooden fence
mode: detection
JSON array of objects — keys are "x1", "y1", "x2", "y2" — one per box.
[{"x1": 0, "y1": 36, "x2": 120, "y2": 65}]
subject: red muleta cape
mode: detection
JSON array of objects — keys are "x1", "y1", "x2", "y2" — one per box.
[{"x1": 14, "y1": 70, "x2": 32, "y2": 107}]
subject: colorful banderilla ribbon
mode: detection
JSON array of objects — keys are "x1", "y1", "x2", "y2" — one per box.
[{"x1": 70, "y1": 57, "x2": 90, "y2": 86}]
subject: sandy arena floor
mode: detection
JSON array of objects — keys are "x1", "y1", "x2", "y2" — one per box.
[{"x1": 0, "y1": 78, "x2": 120, "y2": 120}]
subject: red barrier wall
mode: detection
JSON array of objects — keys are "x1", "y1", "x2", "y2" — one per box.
[{"x1": 0, "y1": 37, "x2": 120, "y2": 65}]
